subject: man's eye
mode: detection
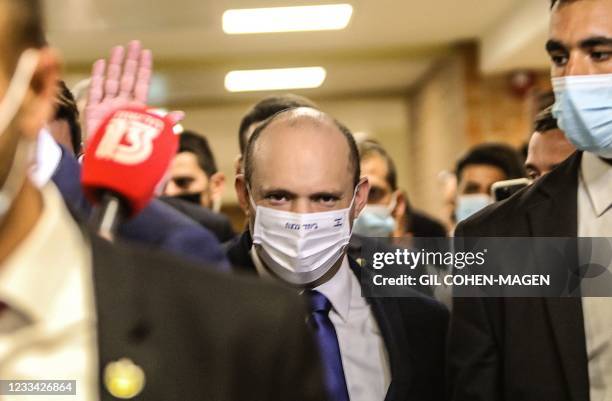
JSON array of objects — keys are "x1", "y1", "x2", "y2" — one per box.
[
  {"x1": 266, "y1": 194, "x2": 288, "y2": 203},
  {"x1": 316, "y1": 196, "x2": 338, "y2": 205},
  {"x1": 550, "y1": 54, "x2": 569, "y2": 67},
  {"x1": 527, "y1": 171, "x2": 540, "y2": 181},
  {"x1": 591, "y1": 51, "x2": 612, "y2": 62}
]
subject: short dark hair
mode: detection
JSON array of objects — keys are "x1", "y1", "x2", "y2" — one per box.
[
  {"x1": 455, "y1": 143, "x2": 525, "y2": 182},
  {"x1": 54, "y1": 80, "x2": 82, "y2": 154},
  {"x1": 534, "y1": 105, "x2": 559, "y2": 133},
  {"x1": 178, "y1": 131, "x2": 218, "y2": 177},
  {"x1": 3, "y1": 0, "x2": 46, "y2": 72},
  {"x1": 358, "y1": 139, "x2": 398, "y2": 191},
  {"x1": 238, "y1": 94, "x2": 318, "y2": 155},
  {"x1": 244, "y1": 108, "x2": 361, "y2": 188}
]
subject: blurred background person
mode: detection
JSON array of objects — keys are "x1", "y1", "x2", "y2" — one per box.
[
  {"x1": 453, "y1": 143, "x2": 525, "y2": 224},
  {"x1": 355, "y1": 139, "x2": 446, "y2": 238},
  {"x1": 525, "y1": 104, "x2": 576, "y2": 180},
  {"x1": 229, "y1": 107, "x2": 448, "y2": 401},
  {"x1": 161, "y1": 130, "x2": 235, "y2": 242},
  {"x1": 164, "y1": 130, "x2": 225, "y2": 210}
]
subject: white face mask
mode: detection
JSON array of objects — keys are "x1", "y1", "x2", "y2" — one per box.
[
  {"x1": 250, "y1": 186, "x2": 358, "y2": 287},
  {"x1": 0, "y1": 49, "x2": 40, "y2": 222}
]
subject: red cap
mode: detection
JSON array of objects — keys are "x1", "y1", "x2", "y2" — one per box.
[{"x1": 81, "y1": 106, "x2": 178, "y2": 217}]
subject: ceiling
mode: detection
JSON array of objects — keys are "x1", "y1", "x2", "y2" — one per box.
[{"x1": 44, "y1": 0, "x2": 552, "y2": 106}]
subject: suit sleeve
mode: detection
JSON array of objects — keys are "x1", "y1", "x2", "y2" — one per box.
[{"x1": 446, "y1": 223, "x2": 501, "y2": 401}]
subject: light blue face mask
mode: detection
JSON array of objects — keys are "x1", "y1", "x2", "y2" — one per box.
[
  {"x1": 353, "y1": 204, "x2": 396, "y2": 237},
  {"x1": 552, "y1": 74, "x2": 612, "y2": 159},
  {"x1": 455, "y1": 194, "x2": 493, "y2": 223}
]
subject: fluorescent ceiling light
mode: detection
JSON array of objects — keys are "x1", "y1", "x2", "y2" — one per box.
[
  {"x1": 223, "y1": 4, "x2": 353, "y2": 34},
  {"x1": 225, "y1": 67, "x2": 327, "y2": 92}
]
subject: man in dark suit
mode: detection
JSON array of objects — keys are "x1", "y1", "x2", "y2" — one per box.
[
  {"x1": 0, "y1": 1, "x2": 326, "y2": 400},
  {"x1": 448, "y1": 1, "x2": 612, "y2": 400},
  {"x1": 228, "y1": 106, "x2": 448, "y2": 401},
  {"x1": 162, "y1": 131, "x2": 236, "y2": 242}
]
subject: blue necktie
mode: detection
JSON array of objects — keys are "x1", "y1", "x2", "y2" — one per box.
[{"x1": 307, "y1": 290, "x2": 350, "y2": 401}]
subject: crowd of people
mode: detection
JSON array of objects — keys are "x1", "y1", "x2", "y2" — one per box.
[{"x1": 0, "y1": 0, "x2": 611, "y2": 400}]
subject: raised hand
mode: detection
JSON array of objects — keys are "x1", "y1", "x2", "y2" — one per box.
[{"x1": 83, "y1": 40, "x2": 183, "y2": 143}]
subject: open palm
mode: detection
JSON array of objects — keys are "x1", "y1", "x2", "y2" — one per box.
[{"x1": 84, "y1": 40, "x2": 183, "y2": 142}]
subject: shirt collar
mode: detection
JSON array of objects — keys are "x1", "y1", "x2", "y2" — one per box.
[
  {"x1": 249, "y1": 243, "x2": 352, "y2": 321},
  {"x1": 581, "y1": 152, "x2": 612, "y2": 217},
  {"x1": 30, "y1": 128, "x2": 62, "y2": 188},
  {"x1": 0, "y1": 183, "x2": 90, "y2": 327},
  {"x1": 314, "y1": 256, "x2": 352, "y2": 322}
]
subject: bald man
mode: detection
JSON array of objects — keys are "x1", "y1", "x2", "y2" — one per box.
[{"x1": 227, "y1": 107, "x2": 448, "y2": 401}]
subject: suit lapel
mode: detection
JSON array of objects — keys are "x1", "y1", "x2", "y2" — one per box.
[
  {"x1": 349, "y1": 259, "x2": 413, "y2": 401},
  {"x1": 91, "y1": 237, "x2": 165, "y2": 401},
  {"x1": 227, "y1": 230, "x2": 258, "y2": 274},
  {"x1": 526, "y1": 153, "x2": 589, "y2": 401}
]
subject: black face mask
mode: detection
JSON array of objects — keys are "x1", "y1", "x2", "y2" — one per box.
[{"x1": 172, "y1": 192, "x2": 202, "y2": 205}]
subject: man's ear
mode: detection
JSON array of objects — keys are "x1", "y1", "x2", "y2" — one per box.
[
  {"x1": 392, "y1": 190, "x2": 406, "y2": 219},
  {"x1": 234, "y1": 174, "x2": 251, "y2": 217},
  {"x1": 392, "y1": 190, "x2": 407, "y2": 237},
  {"x1": 353, "y1": 177, "x2": 370, "y2": 218},
  {"x1": 19, "y1": 48, "x2": 61, "y2": 141}
]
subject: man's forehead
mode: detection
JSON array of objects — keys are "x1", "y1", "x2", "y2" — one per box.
[
  {"x1": 361, "y1": 154, "x2": 388, "y2": 176},
  {"x1": 550, "y1": 0, "x2": 612, "y2": 41},
  {"x1": 251, "y1": 120, "x2": 353, "y2": 190}
]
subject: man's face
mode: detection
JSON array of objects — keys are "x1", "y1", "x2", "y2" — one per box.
[
  {"x1": 360, "y1": 155, "x2": 395, "y2": 206},
  {"x1": 457, "y1": 164, "x2": 507, "y2": 196},
  {"x1": 239, "y1": 117, "x2": 368, "y2": 221},
  {"x1": 164, "y1": 152, "x2": 212, "y2": 207},
  {"x1": 548, "y1": 0, "x2": 612, "y2": 77},
  {"x1": 525, "y1": 129, "x2": 576, "y2": 180}
]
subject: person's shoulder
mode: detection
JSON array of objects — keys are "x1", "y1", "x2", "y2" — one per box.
[
  {"x1": 93, "y1": 236, "x2": 302, "y2": 324},
  {"x1": 458, "y1": 152, "x2": 582, "y2": 237},
  {"x1": 395, "y1": 289, "x2": 449, "y2": 321}
]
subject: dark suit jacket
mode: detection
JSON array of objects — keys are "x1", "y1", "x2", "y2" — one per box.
[
  {"x1": 227, "y1": 231, "x2": 449, "y2": 401},
  {"x1": 159, "y1": 196, "x2": 236, "y2": 243},
  {"x1": 448, "y1": 152, "x2": 590, "y2": 401},
  {"x1": 52, "y1": 147, "x2": 230, "y2": 269},
  {"x1": 91, "y1": 235, "x2": 327, "y2": 401}
]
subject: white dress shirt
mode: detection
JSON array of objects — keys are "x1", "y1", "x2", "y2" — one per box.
[
  {"x1": 314, "y1": 257, "x2": 391, "y2": 401},
  {"x1": 0, "y1": 183, "x2": 98, "y2": 401},
  {"x1": 578, "y1": 152, "x2": 612, "y2": 401},
  {"x1": 251, "y1": 249, "x2": 391, "y2": 401}
]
